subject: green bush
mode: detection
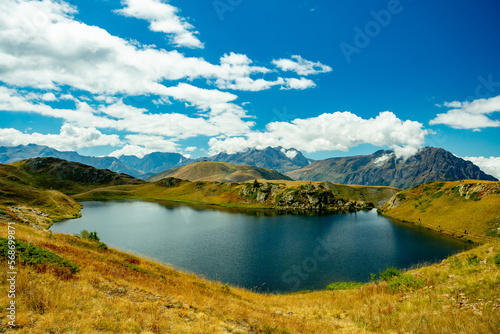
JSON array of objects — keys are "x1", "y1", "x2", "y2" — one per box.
[
  {"x1": 78, "y1": 230, "x2": 100, "y2": 242},
  {"x1": 431, "y1": 191, "x2": 445, "y2": 199},
  {"x1": 466, "y1": 254, "x2": 480, "y2": 266},
  {"x1": 0, "y1": 238, "x2": 79, "y2": 278},
  {"x1": 493, "y1": 253, "x2": 500, "y2": 266},
  {"x1": 97, "y1": 242, "x2": 108, "y2": 251},
  {"x1": 379, "y1": 266, "x2": 402, "y2": 281},
  {"x1": 396, "y1": 193, "x2": 407, "y2": 201}
]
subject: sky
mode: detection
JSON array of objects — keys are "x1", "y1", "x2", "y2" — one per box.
[{"x1": 0, "y1": 0, "x2": 499, "y2": 176}]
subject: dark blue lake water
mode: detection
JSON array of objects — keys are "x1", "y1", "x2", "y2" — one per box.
[{"x1": 50, "y1": 201, "x2": 468, "y2": 292}]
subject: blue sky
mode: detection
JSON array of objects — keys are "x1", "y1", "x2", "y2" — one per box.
[{"x1": 0, "y1": 0, "x2": 499, "y2": 175}]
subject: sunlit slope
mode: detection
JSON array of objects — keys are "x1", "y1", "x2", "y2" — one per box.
[
  {"x1": 0, "y1": 163, "x2": 81, "y2": 227},
  {"x1": 379, "y1": 180, "x2": 500, "y2": 241},
  {"x1": 148, "y1": 161, "x2": 293, "y2": 183}
]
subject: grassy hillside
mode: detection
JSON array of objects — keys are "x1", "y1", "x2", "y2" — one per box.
[
  {"x1": 148, "y1": 161, "x2": 292, "y2": 183},
  {"x1": 0, "y1": 163, "x2": 81, "y2": 227},
  {"x1": 17, "y1": 157, "x2": 144, "y2": 194},
  {"x1": 1, "y1": 216, "x2": 500, "y2": 333},
  {"x1": 379, "y1": 180, "x2": 500, "y2": 243}
]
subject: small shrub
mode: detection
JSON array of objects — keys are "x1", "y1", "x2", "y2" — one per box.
[
  {"x1": 466, "y1": 254, "x2": 480, "y2": 266},
  {"x1": 433, "y1": 182, "x2": 445, "y2": 189},
  {"x1": 396, "y1": 193, "x2": 407, "y2": 201},
  {"x1": 221, "y1": 283, "x2": 230, "y2": 293},
  {"x1": 493, "y1": 253, "x2": 500, "y2": 266},
  {"x1": 97, "y1": 242, "x2": 108, "y2": 251},
  {"x1": 379, "y1": 266, "x2": 401, "y2": 281},
  {"x1": 431, "y1": 191, "x2": 445, "y2": 199},
  {"x1": 78, "y1": 230, "x2": 100, "y2": 242},
  {"x1": 0, "y1": 238, "x2": 79, "y2": 278}
]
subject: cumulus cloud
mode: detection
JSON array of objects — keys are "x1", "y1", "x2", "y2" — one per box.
[
  {"x1": 272, "y1": 55, "x2": 332, "y2": 76},
  {"x1": 116, "y1": 0, "x2": 203, "y2": 49},
  {"x1": 0, "y1": 87, "x2": 255, "y2": 140},
  {"x1": 463, "y1": 156, "x2": 500, "y2": 180},
  {"x1": 430, "y1": 95, "x2": 500, "y2": 129},
  {"x1": 209, "y1": 111, "x2": 429, "y2": 158},
  {"x1": 281, "y1": 78, "x2": 316, "y2": 90},
  {"x1": 0, "y1": 0, "x2": 322, "y2": 118},
  {"x1": 0, "y1": 124, "x2": 121, "y2": 151}
]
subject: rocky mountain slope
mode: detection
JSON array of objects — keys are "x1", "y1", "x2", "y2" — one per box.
[
  {"x1": 148, "y1": 161, "x2": 292, "y2": 183},
  {"x1": 201, "y1": 146, "x2": 313, "y2": 173},
  {"x1": 287, "y1": 147, "x2": 497, "y2": 189}
]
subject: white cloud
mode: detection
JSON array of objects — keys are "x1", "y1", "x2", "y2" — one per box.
[
  {"x1": 209, "y1": 111, "x2": 429, "y2": 157},
  {"x1": 0, "y1": 87, "x2": 255, "y2": 140},
  {"x1": 108, "y1": 145, "x2": 156, "y2": 158},
  {"x1": 272, "y1": 55, "x2": 332, "y2": 76},
  {"x1": 373, "y1": 154, "x2": 392, "y2": 166},
  {"x1": 463, "y1": 156, "x2": 500, "y2": 180},
  {"x1": 281, "y1": 147, "x2": 298, "y2": 159},
  {"x1": 281, "y1": 77, "x2": 316, "y2": 90},
  {"x1": 41, "y1": 92, "x2": 57, "y2": 101},
  {"x1": 116, "y1": 0, "x2": 203, "y2": 49},
  {"x1": 430, "y1": 95, "x2": 500, "y2": 129},
  {"x1": 0, "y1": 0, "x2": 347, "y2": 157},
  {"x1": 0, "y1": 0, "x2": 322, "y2": 123},
  {"x1": 0, "y1": 124, "x2": 121, "y2": 151}
]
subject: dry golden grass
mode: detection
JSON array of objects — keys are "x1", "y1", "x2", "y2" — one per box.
[{"x1": 1, "y1": 218, "x2": 499, "y2": 333}]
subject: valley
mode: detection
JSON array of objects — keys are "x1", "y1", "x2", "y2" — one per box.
[{"x1": 0, "y1": 156, "x2": 499, "y2": 333}]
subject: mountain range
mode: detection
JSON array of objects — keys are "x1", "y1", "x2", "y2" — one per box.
[
  {"x1": 0, "y1": 144, "x2": 497, "y2": 188},
  {"x1": 286, "y1": 147, "x2": 497, "y2": 189}
]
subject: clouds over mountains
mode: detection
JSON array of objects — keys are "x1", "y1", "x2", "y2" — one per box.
[{"x1": 0, "y1": 0, "x2": 494, "y2": 161}]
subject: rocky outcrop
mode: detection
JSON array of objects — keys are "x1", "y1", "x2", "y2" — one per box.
[
  {"x1": 239, "y1": 181, "x2": 374, "y2": 213},
  {"x1": 456, "y1": 182, "x2": 500, "y2": 199}
]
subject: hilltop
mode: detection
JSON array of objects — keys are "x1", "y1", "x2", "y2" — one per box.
[
  {"x1": 287, "y1": 147, "x2": 497, "y2": 189},
  {"x1": 148, "y1": 161, "x2": 292, "y2": 183},
  {"x1": 0, "y1": 163, "x2": 81, "y2": 228},
  {"x1": 379, "y1": 180, "x2": 500, "y2": 242}
]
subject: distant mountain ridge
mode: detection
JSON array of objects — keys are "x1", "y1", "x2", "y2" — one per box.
[
  {"x1": 199, "y1": 146, "x2": 313, "y2": 173},
  {"x1": 0, "y1": 145, "x2": 311, "y2": 179},
  {"x1": 0, "y1": 144, "x2": 187, "y2": 179},
  {"x1": 1, "y1": 145, "x2": 497, "y2": 188},
  {"x1": 286, "y1": 147, "x2": 498, "y2": 189}
]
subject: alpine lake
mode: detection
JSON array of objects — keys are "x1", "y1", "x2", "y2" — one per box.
[{"x1": 50, "y1": 200, "x2": 470, "y2": 293}]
